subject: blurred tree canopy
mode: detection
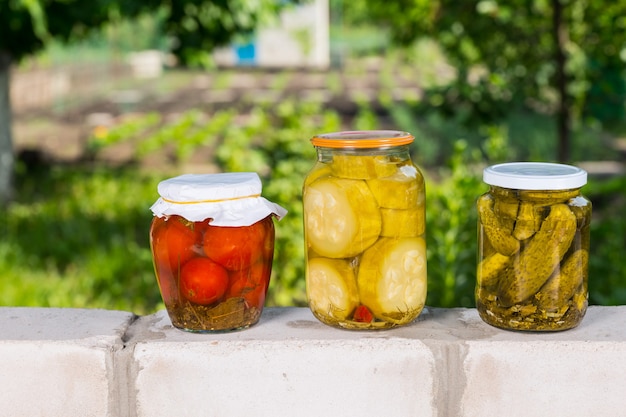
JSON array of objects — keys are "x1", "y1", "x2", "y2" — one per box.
[
  {"x1": 0, "y1": 0, "x2": 294, "y2": 204},
  {"x1": 358, "y1": 0, "x2": 626, "y2": 162}
]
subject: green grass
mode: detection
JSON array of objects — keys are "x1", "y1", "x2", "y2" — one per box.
[{"x1": 1, "y1": 167, "x2": 163, "y2": 314}]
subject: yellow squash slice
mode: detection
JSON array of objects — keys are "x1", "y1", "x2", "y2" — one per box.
[
  {"x1": 380, "y1": 207, "x2": 425, "y2": 238},
  {"x1": 304, "y1": 163, "x2": 332, "y2": 186},
  {"x1": 306, "y1": 257, "x2": 360, "y2": 320},
  {"x1": 303, "y1": 177, "x2": 381, "y2": 258},
  {"x1": 331, "y1": 155, "x2": 397, "y2": 180},
  {"x1": 357, "y1": 237, "x2": 427, "y2": 323},
  {"x1": 366, "y1": 164, "x2": 424, "y2": 209}
]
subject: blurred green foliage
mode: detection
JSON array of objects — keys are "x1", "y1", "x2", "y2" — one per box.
[
  {"x1": 344, "y1": 0, "x2": 626, "y2": 162},
  {"x1": 3, "y1": 1, "x2": 626, "y2": 313},
  {"x1": 2, "y1": 97, "x2": 625, "y2": 312},
  {"x1": 2, "y1": 0, "x2": 294, "y2": 64},
  {"x1": 0, "y1": 167, "x2": 161, "y2": 313}
]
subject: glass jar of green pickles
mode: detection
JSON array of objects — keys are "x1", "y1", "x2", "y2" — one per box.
[
  {"x1": 476, "y1": 162, "x2": 591, "y2": 331},
  {"x1": 303, "y1": 130, "x2": 427, "y2": 329}
]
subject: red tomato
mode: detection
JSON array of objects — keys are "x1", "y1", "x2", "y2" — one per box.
[
  {"x1": 353, "y1": 305, "x2": 374, "y2": 323},
  {"x1": 262, "y1": 219, "x2": 275, "y2": 262},
  {"x1": 193, "y1": 218, "x2": 212, "y2": 242},
  {"x1": 151, "y1": 216, "x2": 198, "y2": 273},
  {"x1": 241, "y1": 284, "x2": 267, "y2": 310},
  {"x1": 179, "y1": 257, "x2": 229, "y2": 305},
  {"x1": 225, "y1": 260, "x2": 271, "y2": 308},
  {"x1": 154, "y1": 264, "x2": 177, "y2": 305},
  {"x1": 202, "y1": 217, "x2": 273, "y2": 271}
]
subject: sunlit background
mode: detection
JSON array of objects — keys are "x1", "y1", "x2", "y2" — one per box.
[{"x1": 1, "y1": 0, "x2": 625, "y2": 314}]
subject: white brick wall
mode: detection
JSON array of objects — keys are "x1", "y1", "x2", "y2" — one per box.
[
  {"x1": 0, "y1": 308, "x2": 134, "y2": 417},
  {"x1": 1, "y1": 306, "x2": 625, "y2": 417}
]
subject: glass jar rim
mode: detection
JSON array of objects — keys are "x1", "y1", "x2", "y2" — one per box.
[
  {"x1": 483, "y1": 162, "x2": 587, "y2": 190},
  {"x1": 311, "y1": 130, "x2": 414, "y2": 148}
]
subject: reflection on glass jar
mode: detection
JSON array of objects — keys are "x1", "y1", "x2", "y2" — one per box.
[
  {"x1": 476, "y1": 162, "x2": 591, "y2": 331},
  {"x1": 303, "y1": 130, "x2": 427, "y2": 330}
]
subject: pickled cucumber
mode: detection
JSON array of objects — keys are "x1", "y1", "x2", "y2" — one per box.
[
  {"x1": 307, "y1": 257, "x2": 360, "y2": 320},
  {"x1": 493, "y1": 198, "x2": 518, "y2": 232},
  {"x1": 477, "y1": 252, "x2": 510, "y2": 290},
  {"x1": 357, "y1": 237, "x2": 427, "y2": 323},
  {"x1": 492, "y1": 197, "x2": 542, "y2": 241},
  {"x1": 518, "y1": 189, "x2": 579, "y2": 202},
  {"x1": 497, "y1": 204, "x2": 577, "y2": 307},
  {"x1": 477, "y1": 195, "x2": 520, "y2": 256},
  {"x1": 569, "y1": 196, "x2": 592, "y2": 245},
  {"x1": 537, "y1": 249, "x2": 588, "y2": 311},
  {"x1": 303, "y1": 177, "x2": 381, "y2": 258},
  {"x1": 569, "y1": 196, "x2": 591, "y2": 224},
  {"x1": 512, "y1": 201, "x2": 542, "y2": 241},
  {"x1": 331, "y1": 155, "x2": 397, "y2": 179},
  {"x1": 366, "y1": 165, "x2": 423, "y2": 209},
  {"x1": 380, "y1": 207, "x2": 425, "y2": 238}
]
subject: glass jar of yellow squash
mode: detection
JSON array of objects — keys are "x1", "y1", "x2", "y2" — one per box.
[
  {"x1": 303, "y1": 130, "x2": 427, "y2": 329},
  {"x1": 476, "y1": 162, "x2": 591, "y2": 331}
]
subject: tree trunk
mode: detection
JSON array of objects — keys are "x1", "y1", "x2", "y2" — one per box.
[
  {"x1": 0, "y1": 51, "x2": 14, "y2": 205},
  {"x1": 552, "y1": 0, "x2": 570, "y2": 163}
]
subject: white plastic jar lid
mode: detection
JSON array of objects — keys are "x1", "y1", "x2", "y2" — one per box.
[
  {"x1": 150, "y1": 172, "x2": 287, "y2": 226},
  {"x1": 483, "y1": 162, "x2": 587, "y2": 190}
]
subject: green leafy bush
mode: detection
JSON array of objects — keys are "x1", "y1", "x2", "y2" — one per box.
[
  {"x1": 2, "y1": 100, "x2": 626, "y2": 313},
  {"x1": 585, "y1": 176, "x2": 626, "y2": 305},
  {"x1": 0, "y1": 167, "x2": 161, "y2": 314},
  {"x1": 215, "y1": 99, "x2": 342, "y2": 306},
  {"x1": 424, "y1": 140, "x2": 485, "y2": 307}
]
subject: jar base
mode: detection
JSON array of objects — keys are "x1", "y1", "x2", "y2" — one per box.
[
  {"x1": 311, "y1": 310, "x2": 422, "y2": 330},
  {"x1": 166, "y1": 298, "x2": 263, "y2": 333},
  {"x1": 173, "y1": 322, "x2": 257, "y2": 334},
  {"x1": 476, "y1": 299, "x2": 587, "y2": 332}
]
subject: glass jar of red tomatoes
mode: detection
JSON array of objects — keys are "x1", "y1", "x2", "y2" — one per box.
[{"x1": 149, "y1": 172, "x2": 287, "y2": 332}]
